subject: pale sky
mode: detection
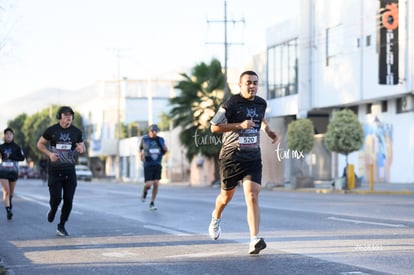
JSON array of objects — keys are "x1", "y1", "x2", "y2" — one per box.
[{"x1": 0, "y1": 0, "x2": 299, "y2": 104}]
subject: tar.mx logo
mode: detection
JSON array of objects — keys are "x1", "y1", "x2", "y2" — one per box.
[
  {"x1": 275, "y1": 143, "x2": 305, "y2": 162},
  {"x1": 193, "y1": 128, "x2": 222, "y2": 148}
]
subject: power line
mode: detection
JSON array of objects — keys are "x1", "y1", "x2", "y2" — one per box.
[{"x1": 206, "y1": 0, "x2": 245, "y2": 95}]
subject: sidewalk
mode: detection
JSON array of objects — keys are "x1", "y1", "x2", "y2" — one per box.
[
  {"x1": 344, "y1": 182, "x2": 414, "y2": 195},
  {"x1": 159, "y1": 179, "x2": 414, "y2": 195},
  {"x1": 272, "y1": 181, "x2": 414, "y2": 195},
  {"x1": 92, "y1": 177, "x2": 413, "y2": 195}
]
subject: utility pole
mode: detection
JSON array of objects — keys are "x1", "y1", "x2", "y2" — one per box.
[
  {"x1": 107, "y1": 47, "x2": 130, "y2": 181},
  {"x1": 206, "y1": 0, "x2": 245, "y2": 95}
]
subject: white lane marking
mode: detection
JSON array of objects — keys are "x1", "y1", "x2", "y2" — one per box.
[
  {"x1": 167, "y1": 251, "x2": 233, "y2": 258},
  {"x1": 17, "y1": 194, "x2": 83, "y2": 215},
  {"x1": 102, "y1": 251, "x2": 137, "y2": 258},
  {"x1": 340, "y1": 272, "x2": 372, "y2": 275},
  {"x1": 328, "y1": 216, "x2": 407, "y2": 228},
  {"x1": 144, "y1": 224, "x2": 191, "y2": 236},
  {"x1": 17, "y1": 194, "x2": 49, "y2": 208}
]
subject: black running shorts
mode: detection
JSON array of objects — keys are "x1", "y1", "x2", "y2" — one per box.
[
  {"x1": 219, "y1": 157, "x2": 262, "y2": 190},
  {"x1": 144, "y1": 165, "x2": 162, "y2": 182}
]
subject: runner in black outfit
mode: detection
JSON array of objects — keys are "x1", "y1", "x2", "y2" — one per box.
[
  {"x1": 208, "y1": 71, "x2": 278, "y2": 254},
  {"x1": 0, "y1": 127, "x2": 25, "y2": 220},
  {"x1": 37, "y1": 106, "x2": 86, "y2": 236}
]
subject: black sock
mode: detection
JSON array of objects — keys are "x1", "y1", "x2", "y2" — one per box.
[{"x1": 9, "y1": 196, "x2": 12, "y2": 209}]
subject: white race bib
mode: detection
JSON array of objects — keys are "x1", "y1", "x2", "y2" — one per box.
[
  {"x1": 149, "y1": 148, "x2": 160, "y2": 154},
  {"x1": 56, "y1": 143, "x2": 71, "y2": 150},
  {"x1": 1, "y1": 162, "x2": 13, "y2": 167},
  {"x1": 238, "y1": 136, "x2": 257, "y2": 145}
]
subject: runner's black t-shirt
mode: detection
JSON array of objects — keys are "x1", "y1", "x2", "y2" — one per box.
[
  {"x1": 42, "y1": 123, "x2": 84, "y2": 170},
  {"x1": 139, "y1": 135, "x2": 166, "y2": 167},
  {"x1": 210, "y1": 94, "x2": 267, "y2": 161},
  {"x1": 0, "y1": 141, "x2": 25, "y2": 176}
]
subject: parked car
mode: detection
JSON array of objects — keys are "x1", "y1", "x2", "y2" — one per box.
[
  {"x1": 18, "y1": 165, "x2": 41, "y2": 179},
  {"x1": 75, "y1": 165, "x2": 93, "y2": 181},
  {"x1": 27, "y1": 167, "x2": 41, "y2": 179},
  {"x1": 18, "y1": 165, "x2": 30, "y2": 178}
]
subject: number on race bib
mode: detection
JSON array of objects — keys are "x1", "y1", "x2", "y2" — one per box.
[
  {"x1": 56, "y1": 144, "x2": 72, "y2": 150},
  {"x1": 149, "y1": 148, "x2": 160, "y2": 154},
  {"x1": 1, "y1": 162, "x2": 13, "y2": 167},
  {"x1": 239, "y1": 136, "x2": 257, "y2": 145}
]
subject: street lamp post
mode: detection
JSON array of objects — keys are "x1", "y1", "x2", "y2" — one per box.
[{"x1": 116, "y1": 76, "x2": 121, "y2": 181}]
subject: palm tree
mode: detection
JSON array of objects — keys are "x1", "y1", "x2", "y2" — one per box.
[{"x1": 169, "y1": 58, "x2": 226, "y2": 183}]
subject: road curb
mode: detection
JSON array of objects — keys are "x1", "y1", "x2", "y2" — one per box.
[
  {"x1": 272, "y1": 187, "x2": 413, "y2": 195},
  {"x1": 345, "y1": 190, "x2": 413, "y2": 195}
]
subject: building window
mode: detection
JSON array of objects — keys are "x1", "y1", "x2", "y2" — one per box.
[
  {"x1": 396, "y1": 95, "x2": 414, "y2": 113},
  {"x1": 341, "y1": 106, "x2": 359, "y2": 115},
  {"x1": 367, "y1": 102, "x2": 387, "y2": 114},
  {"x1": 366, "y1": 103, "x2": 372, "y2": 114},
  {"x1": 267, "y1": 38, "x2": 298, "y2": 99},
  {"x1": 381, "y1": 100, "x2": 387, "y2": 112},
  {"x1": 326, "y1": 24, "x2": 344, "y2": 66},
  {"x1": 366, "y1": 35, "x2": 371, "y2": 47}
]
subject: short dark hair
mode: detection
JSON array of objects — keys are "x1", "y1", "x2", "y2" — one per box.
[
  {"x1": 239, "y1": 71, "x2": 258, "y2": 82},
  {"x1": 56, "y1": 106, "x2": 75, "y2": 119},
  {"x1": 4, "y1": 127, "x2": 14, "y2": 135}
]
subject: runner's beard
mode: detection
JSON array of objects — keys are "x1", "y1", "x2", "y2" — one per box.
[{"x1": 247, "y1": 90, "x2": 256, "y2": 100}]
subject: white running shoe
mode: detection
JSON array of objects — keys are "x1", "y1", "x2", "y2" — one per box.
[
  {"x1": 56, "y1": 225, "x2": 70, "y2": 237},
  {"x1": 149, "y1": 202, "x2": 157, "y2": 211},
  {"x1": 208, "y1": 211, "x2": 221, "y2": 240},
  {"x1": 248, "y1": 238, "x2": 267, "y2": 254}
]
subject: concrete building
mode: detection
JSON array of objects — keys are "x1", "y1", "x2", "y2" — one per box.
[
  {"x1": 84, "y1": 0, "x2": 413, "y2": 186},
  {"x1": 85, "y1": 77, "x2": 191, "y2": 181},
  {"x1": 258, "y1": 0, "x2": 413, "y2": 185}
]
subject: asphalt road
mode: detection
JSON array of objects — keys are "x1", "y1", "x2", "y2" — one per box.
[{"x1": 0, "y1": 179, "x2": 413, "y2": 275}]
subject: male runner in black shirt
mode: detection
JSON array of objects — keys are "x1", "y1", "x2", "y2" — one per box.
[
  {"x1": 37, "y1": 106, "x2": 86, "y2": 236},
  {"x1": 209, "y1": 70, "x2": 277, "y2": 254}
]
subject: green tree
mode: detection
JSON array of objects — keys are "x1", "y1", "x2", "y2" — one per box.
[
  {"x1": 287, "y1": 118, "x2": 315, "y2": 187},
  {"x1": 324, "y1": 109, "x2": 364, "y2": 167},
  {"x1": 22, "y1": 109, "x2": 54, "y2": 162},
  {"x1": 126, "y1": 121, "x2": 140, "y2": 137},
  {"x1": 287, "y1": 118, "x2": 314, "y2": 154},
  {"x1": 6, "y1": 105, "x2": 86, "y2": 165},
  {"x1": 169, "y1": 58, "x2": 226, "y2": 182},
  {"x1": 7, "y1": 113, "x2": 28, "y2": 157},
  {"x1": 158, "y1": 112, "x2": 171, "y2": 131}
]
